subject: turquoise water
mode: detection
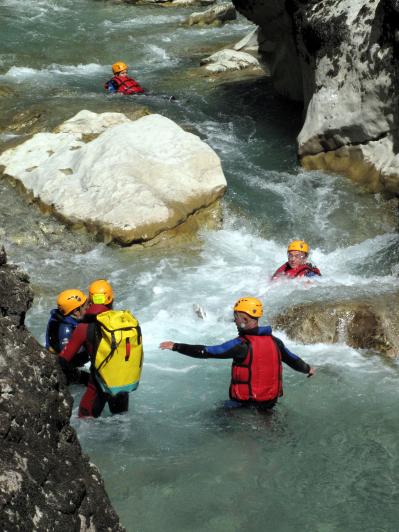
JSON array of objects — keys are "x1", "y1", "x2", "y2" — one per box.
[{"x1": 1, "y1": 1, "x2": 399, "y2": 530}]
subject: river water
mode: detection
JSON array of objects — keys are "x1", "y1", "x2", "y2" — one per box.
[{"x1": 2, "y1": 1, "x2": 399, "y2": 530}]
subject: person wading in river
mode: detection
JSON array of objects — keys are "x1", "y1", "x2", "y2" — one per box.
[
  {"x1": 271, "y1": 240, "x2": 321, "y2": 281},
  {"x1": 46, "y1": 289, "x2": 90, "y2": 385},
  {"x1": 104, "y1": 61, "x2": 145, "y2": 95},
  {"x1": 59, "y1": 279, "x2": 143, "y2": 418},
  {"x1": 160, "y1": 297, "x2": 315, "y2": 410}
]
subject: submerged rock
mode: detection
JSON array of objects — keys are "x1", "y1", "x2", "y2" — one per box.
[
  {"x1": 272, "y1": 293, "x2": 399, "y2": 357},
  {"x1": 0, "y1": 111, "x2": 227, "y2": 246},
  {"x1": 187, "y1": 3, "x2": 236, "y2": 26},
  {"x1": 0, "y1": 257, "x2": 124, "y2": 530},
  {"x1": 233, "y1": 0, "x2": 399, "y2": 195}
]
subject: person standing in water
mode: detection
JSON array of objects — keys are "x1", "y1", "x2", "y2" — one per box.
[
  {"x1": 271, "y1": 240, "x2": 321, "y2": 280},
  {"x1": 104, "y1": 61, "x2": 145, "y2": 95},
  {"x1": 46, "y1": 289, "x2": 89, "y2": 385},
  {"x1": 160, "y1": 297, "x2": 315, "y2": 410},
  {"x1": 59, "y1": 279, "x2": 143, "y2": 418}
]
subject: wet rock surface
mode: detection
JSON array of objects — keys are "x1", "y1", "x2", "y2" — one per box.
[
  {"x1": 233, "y1": 0, "x2": 399, "y2": 195},
  {"x1": 272, "y1": 293, "x2": 399, "y2": 357},
  {"x1": 187, "y1": 3, "x2": 236, "y2": 26},
  {"x1": 0, "y1": 251, "x2": 124, "y2": 531},
  {"x1": 0, "y1": 112, "x2": 227, "y2": 246}
]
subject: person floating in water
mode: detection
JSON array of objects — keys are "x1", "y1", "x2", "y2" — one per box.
[
  {"x1": 160, "y1": 297, "x2": 315, "y2": 411},
  {"x1": 271, "y1": 240, "x2": 321, "y2": 280},
  {"x1": 104, "y1": 61, "x2": 145, "y2": 95}
]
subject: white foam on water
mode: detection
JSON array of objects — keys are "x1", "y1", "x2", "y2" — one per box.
[
  {"x1": 145, "y1": 362, "x2": 200, "y2": 374},
  {"x1": 2, "y1": 63, "x2": 105, "y2": 82},
  {"x1": 140, "y1": 44, "x2": 179, "y2": 68},
  {"x1": 1, "y1": 0, "x2": 70, "y2": 15},
  {"x1": 102, "y1": 13, "x2": 184, "y2": 30}
]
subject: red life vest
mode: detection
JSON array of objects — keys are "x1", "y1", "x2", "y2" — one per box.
[
  {"x1": 229, "y1": 335, "x2": 282, "y2": 402},
  {"x1": 105, "y1": 75, "x2": 144, "y2": 95},
  {"x1": 271, "y1": 262, "x2": 321, "y2": 280}
]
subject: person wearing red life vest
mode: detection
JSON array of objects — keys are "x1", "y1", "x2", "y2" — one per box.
[
  {"x1": 160, "y1": 297, "x2": 315, "y2": 410},
  {"x1": 104, "y1": 61, "x2": 145, "y2": 95},
  {"x1": 271, "y1": 240, "x2": 321, "y2": 281}
]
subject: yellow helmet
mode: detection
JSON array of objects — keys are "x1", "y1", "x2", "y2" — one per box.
[
  {"x1": 57, "y1": 289, "x2": 87, "y2": 316},
  {"x1": 233, "y1": 297, "x2": 263, "y2": 318},
  {"x1": 112, "y1": 61, "x2": 128, "y2": 74},
  {"x1": 287, "y1": 240, "x2": 309, "y2": 254},
  {"x1": 89, "y1": 279, "x2": 113, "y2": 305}
]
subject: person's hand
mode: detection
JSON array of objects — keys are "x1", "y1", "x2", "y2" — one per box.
[
  {"x1": 307, "y1": 367, "x2": 316, "y2": 378},
  {"x1": 159, "y1": 341, "x2": 175, "y2": 350}
]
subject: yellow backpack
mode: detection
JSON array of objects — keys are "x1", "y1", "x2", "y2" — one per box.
[{"x1": 90, "y1": 310, "x2": 143, "y2": 395}]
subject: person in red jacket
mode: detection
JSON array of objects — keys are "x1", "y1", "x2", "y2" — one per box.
[
  {"x1": 160, "y1": 297, "x2": 315, "y2": 410},
  {"x1": 59, "y1": 279, "x2": 129, "y2": 418},
  {"x1": 271, "y1": 240, "x2": 321, "y2": 281},
  {"x1": 104, "y1": 61, "x2": 145, "y2": 95}
]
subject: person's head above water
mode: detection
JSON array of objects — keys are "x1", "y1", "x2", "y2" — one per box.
[
  {"x1": 57, "y1": 289, "x2": 87, "y2": 317},
  {"x1": 88, "y1": 279, "x2": 113, "y2": 305},
  {"x1": 287, "y1": 239, "x2": 309, "y2": 269},
  {"x1": 233, "y1": 297, "x2": 263, "y2": 332},
  {"x1": 112, "y1": 61, "x2": 128, "y2": 76}
]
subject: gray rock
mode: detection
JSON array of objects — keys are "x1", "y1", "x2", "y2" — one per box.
[
  {"x1": 272, "y1": 293, "x2": 399, "y2": 357},
  {"x1": 0, "y1": 259, "x2": 124, "y2": 531},
  {"x1": 233, "y1": 0, "x2": 399, "y2": 195},
  {"x1": 187, "y1": 3, "x2": 236, "y2": 26}
]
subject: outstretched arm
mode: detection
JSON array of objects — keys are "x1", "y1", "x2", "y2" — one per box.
[
  {"x1": 159, "y1": 338, "x2": 247, "y2": 361},
  {"x1": 273, "y1": 336, "x2": 315, "y2": 376}
]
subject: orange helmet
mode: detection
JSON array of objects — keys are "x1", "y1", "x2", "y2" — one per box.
[
  {"x1": 233, "y1": 297, "x2": 263, "y2": 318},
  {"x1": 287, "y1": 240, "x2": 309, "y2": 254},
  {"x1": 89, "y1": 279, "x2": 113, "y2": 305},
  {"x1": 112, "y1": 61, "x2": 128, "y2": 74},
  {"x1": 57, "y1": 289, "x2": 87, "y2": 316}
]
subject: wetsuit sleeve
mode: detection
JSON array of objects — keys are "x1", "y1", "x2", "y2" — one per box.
[
  {"x1": 59, "y1": 323, "x2": 87, "y2": 363},
  {"x1": 173, "y1": 337, "x2": 247, "y2": 362},
  {"x1": 305, "y1": 271, "x2": 320, "y2": 278},
  {"x1": 273, "y1": 336, "x2": 310, "y2": 374},
  {"x1": 58, "y1": 322, "x2": 76, "y2": 350},
  {"x1": 105, "y1": 80, "x2": 117, "y2": 93}
]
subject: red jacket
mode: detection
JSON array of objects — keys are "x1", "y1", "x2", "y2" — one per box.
[
  {"x1": 271, "y1": 262, "x2": 321, "y2": 280},
  {"x1": 59, "y1": 304, "x2": 109, "y2": 363},
  {"x1": 230, "y1": 335, "x2": 282, "y2": 402},
  {"x1": 104, "y1": 75, "x2": 144, "y2": 95}
]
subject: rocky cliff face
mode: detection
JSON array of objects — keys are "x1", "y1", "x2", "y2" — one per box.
[
  {"x1": 0, "y1": 252, "x2": 124, "y2": 531},
  {"x1": 233, "y1": 0, "x2": 399, "y2": 195}
]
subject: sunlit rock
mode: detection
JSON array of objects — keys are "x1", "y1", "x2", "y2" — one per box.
[
  {"x1": 55, "y1": 109, "x2": 132, "y2": 135},
  {"x1": 200, "y1": 49, "x2": 261, "y2": 73},
  {"x1": 0, "y1": 112, "x2": 227, "y2": 246},
  {"x1": 233, "y1": 26, "x2": 259, "y2": 53},
  {"x1": 233, "y1": 0, "x2": 399, "y2": 195},
  {"x1": 187, "y1": 3, "x2": 236, "y2": 26},
  {"x1": 272, "y1": 294, "x2": 399, "y2": 357}
]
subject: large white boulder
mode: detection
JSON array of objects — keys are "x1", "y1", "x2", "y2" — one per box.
[
  {"x1": 0, "y1": 113, "x2": 227, "y2": 245},
  {"x1": 55, "y1": 109, "x2": 131, "y2": 135}
]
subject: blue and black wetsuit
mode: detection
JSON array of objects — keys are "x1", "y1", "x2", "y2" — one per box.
[
  {"x1": 172, "y1": 326, "x2": 311, "y2": 409},
  {"x1": 46, "y1": 309, "x2": 89, "y2": 384}
]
